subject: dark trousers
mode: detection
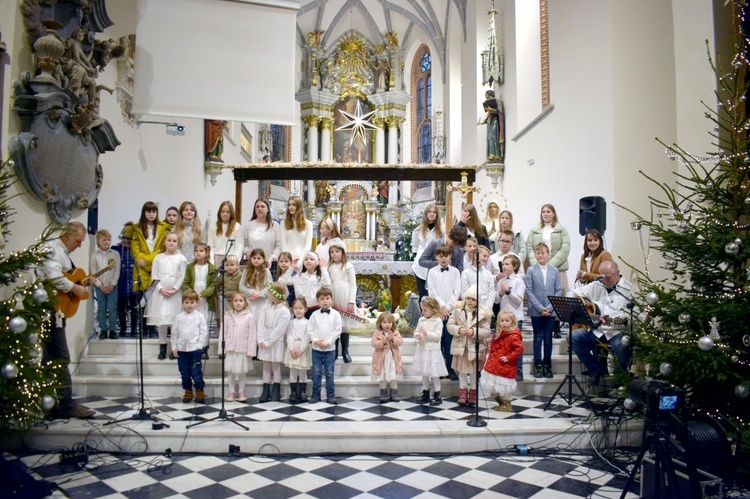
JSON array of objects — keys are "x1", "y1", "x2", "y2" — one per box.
[
  {"x1": 415, "y1": 275, "x2": 428, "y2": 302},
  {"x1": 42, "y1": 320, "x2": 74, "y2": 412},
  {"x1": 531, "y1": 316, "x2": 555, "y2": 367},
  {"x1": 117, "y1": 294, "x2": 138, "y2": 334},
  {"x1": 311, "y1": 349, "x2": 336, "y2": 397},
  {"x1": 177, "y1": 350, "x2": 205, "y2": 390},
  {"x1": 440, "y1": 318, "x2": 453, "y2": 373}
]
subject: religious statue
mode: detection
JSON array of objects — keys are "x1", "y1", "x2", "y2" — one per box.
[
  {"x1": 315, "y1": 180, "x2": 332, "y2": 205},
  {"x1": 63, "y1": 27, "x2": 98, "y2": 104},
  {"x1": 377, "y1": 180, "x2": 389, "y2": 205},
  {"x1": 204, "y1": 119, "x2": 225, "y2": 162},
  {"x1": 376, "y1": 57, "x2": 389, "y2": 91},
  {"x1": 377, "y1": 280, "x2": 392, "y2": 312},
  {"x1": 481, "y1": 89, "x2": 505, "y2": 163}
]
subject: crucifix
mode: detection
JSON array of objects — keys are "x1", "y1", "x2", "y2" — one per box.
[{"x1": 446, "y1": 171, "x2": 480, "y2": 230}]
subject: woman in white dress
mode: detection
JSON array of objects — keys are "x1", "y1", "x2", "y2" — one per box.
[
  {"x1": 244, "y1": 199, "x2": 281, "y2": 271},
  {"x1": 280, "y1": 196, "x2": 313, "y2": 267},
  {"x1": 206, "y1": 200, "x2": 244, "y2": 267}
]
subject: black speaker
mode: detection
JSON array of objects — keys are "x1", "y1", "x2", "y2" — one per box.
[
  {"x1": 579, "y1": 196, "x2": 606, "y2": 236},
  {"x1": 87, "y1": 199, "x2": 98, "y2": 235}
]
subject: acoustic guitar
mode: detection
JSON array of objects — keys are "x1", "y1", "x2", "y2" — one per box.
[
  {"x1": 571, "y1": 296, "x2": 627, "y2": 331},
  {"x1": 54, "y1": 258, "x2": 116, "y2": 318}
]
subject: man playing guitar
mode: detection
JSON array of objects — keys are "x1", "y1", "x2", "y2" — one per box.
[
  {"x1": 40, "y1": 221, "x2": 95, "y2": 419},
  {"x1": 567, "y1": 260, "x2": 633, "y2": 389}
]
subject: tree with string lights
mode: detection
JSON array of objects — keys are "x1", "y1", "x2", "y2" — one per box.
[
  {"x1": 0, "y1": 159, "x2": 60, "y2": 438},
  {"x1": 621, "y1": 9, "x2": 750, "y2": 453}
]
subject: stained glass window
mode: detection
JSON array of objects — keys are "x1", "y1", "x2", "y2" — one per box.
[{"x1": 411, "y1": 45, "x2": 432, "y2": 163}]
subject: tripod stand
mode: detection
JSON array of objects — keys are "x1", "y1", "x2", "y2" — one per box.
[
  {"x1": 544, "y1": 296, "x2": 595, "y2": 411},
  {"x1": 188, "y1": 240, "x2": 248, "y2": 431},
  {"x1": 105, "y1": 273, "x2": 163, "y2": 426}
]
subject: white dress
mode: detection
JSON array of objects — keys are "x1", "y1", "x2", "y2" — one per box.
[
  {"x1": 147, "y1": 252, "x2": 188, "y2": 326},
  {"x1": 315, "y1": 237, "x2": 344, "y2": 267},
  {"x1": 193, "y1": 263, "x2": 209, "y2": 320},
  {"x1": 283, "y1": 317, "x2": 311, "y2": 369},
  {"x1": 257, "y1": 303, "x2": 291, "y2": 362},
  {"x1": 328, "y1": 262, "x2": 358, "y2": 331},
  {"x1": 238, "y1": 268, "x2": 272, "y2": 328},
  {"x1": 412, "y1": 315, "x2": 449, "y2": 378},
  {"x1": 293, "y1": 268, "x2": 332, "y2": 309}
]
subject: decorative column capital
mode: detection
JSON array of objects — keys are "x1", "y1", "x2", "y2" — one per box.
[
  {"x1": 384, "y1": 116, "x2": 404, "y2": 129},
  {"x1": 307, "y1": 31, "x2": 324, "y2": 48},
  {"x1": 302, "y1": 115, "x2": 321, "y2": 128},
  {"x1": 371, "y1": 117, "x2": 386, "y2": 129},
  {"x1": 319, "y1": 117, "x2": 334, "y2": 131}
]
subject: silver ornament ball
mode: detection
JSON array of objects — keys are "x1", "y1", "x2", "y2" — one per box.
[
  {"x1": 698, "y1": 336, "x2": 714, "y2": 351},
  {"x1": 678, "y1": 312, "x2": 691, "y2": 324},
  {"x1": 645, "y1": 292, "x2": 659, "y2": 305},
  {"x1": 32, "y1": 287, "x2": 48, "y2": 303},
  {"x1": 2, "y1": 363, "x2": 19, "y2": 378},
  {"x1": 735, "y1": 385, "x2": 750, "y2": 399},
  {"x1": 696, "y1": 193, "x2": 706, "y2": 203},
  {"x1": 621, "y1": 335, "x2": 631, "y2": 347},
  {"x1": 734, "y1": 238, "x2": 742, "y2": 245},
  {"x1": 9, "y1": 316, "x2": 27, "y2": 333},
  {"x1": 630, "y1": 221, "x2": 641, "y2": 231},
  {"x1": 42, "y1": 395, "x2": 56, "y2": 410},
  {"x1": 677, "y1": 221, "x2": 689, "y2": 233},
  {"x1": 656, "y1": 211, "x2": 663, "y2": 218},
  {"x1": 659, "y1": 362, "x2": 673, "y2": 376},
  {"x1": 623, "y1": 398, "x2": 638, "y2": 411},
  {"x1": 725, "y1": 242, "x2": 740, "y2": 255},
  {"x1": 745, "y1": 196, "x2": 750, "y2": 205},
  {"x1": 28, "y1": 333, "x2": 38, "y2": 344},
  {"x1": 665, "y1": 259, "x2": 677, "y2": 270},
  {"x1": 732, "y1": 355, "x2": 739, "y2": 363}
]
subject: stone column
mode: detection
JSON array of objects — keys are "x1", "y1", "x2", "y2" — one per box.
[
  {"x1": 302, "y1": 115, "x2": 320, "y2": 162},
  {"x1": 308, "y1": 180, "x2": 316, "y2": 206},
  {"x1": 372, "y1": 117, "x2": 386, "y2": 164},
  {"x1": 319, "y1": 117, "x2": 333, "y2": 161},
  {"x1": 385, "y1": 116, "x2": 403, "y2": 164}
]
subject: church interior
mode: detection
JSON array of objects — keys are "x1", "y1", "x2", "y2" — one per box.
[{"x1": 1, "y1": 0, "x2": 746, "y2": 497}]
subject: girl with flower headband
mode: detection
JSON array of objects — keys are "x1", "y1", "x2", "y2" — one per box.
[
  {"x1": 293, "y1": 250, "x2": 331, "y2": 318},
  {"x1": 239, "y1": 248, "x2": 273, "y2": 329},
  {"x1": 328, "y1": 240, "x2": 356, "y2": 363},
  {"x1": 315, "y1": 218, "x2": 344, "y2": 267},
  {"x1": 256, "y1": 281, "x2": 290, "y2": 403}
]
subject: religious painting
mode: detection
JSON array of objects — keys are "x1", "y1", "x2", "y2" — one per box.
[
  {"x1": 240, "y1": 124, "x2": 252, "y2": 161},
  {"x1": 339, "y1": 183, "x2": 367, "y2": 240},
  {"x1": 333, "y1": 96, "x2": 375, "y2": 164}
]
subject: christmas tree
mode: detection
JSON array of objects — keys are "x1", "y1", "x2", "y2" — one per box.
[
  {"x1": 622, "y1": 9, "x2": 750, "y2": 452},
  {"x1": 0, "y1": 158, "x2": 60, "y2": 438}
]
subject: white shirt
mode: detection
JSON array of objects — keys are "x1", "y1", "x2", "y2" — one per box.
[
  {"x1": 244, "y1": 219, "x2": 281, "y2": 262},
  {"x1": 306, "y1": 308, "x2": 342, "y2": 351},
  {"x1": 568, "y1": 278, "x2": 633, "y2": 340},
  {"x1": 205, "y1": 222, "x2": 244, "y2": 261},
  {"x1": 426, "y1": 264, "x2": 461, "y2": 311},
  {"x1": 40, "y1": 238, "x2": 75, "y2": 292},
  {"x1": 497, "y1": 272, "x2": 525, "y2": 321},
  {"x1": 411, "y1": 226, "x2": 440, "y2": 280},
  {"x1": 487, "y1": 250, "x2": 524, "y2": 279},
  {"x1": 461, "y1": 265, "x2": 495, "y2": 310},
  {"x1": 90, "y1": 247, "x2": 121, "y2": 288},
  {"x1": 172, "y1": 310, "x2": 208, "y2": 352}
]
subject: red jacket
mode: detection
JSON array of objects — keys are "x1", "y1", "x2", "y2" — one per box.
[{"x1": 483, "y1": 328, "x2": 524, "y2": 379}]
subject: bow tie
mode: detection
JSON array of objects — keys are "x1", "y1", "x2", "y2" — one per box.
[
  {"x1": 441, "y1": 267, "x2": 449, "y2": 272},
  {"x1": 320, "y1": 309, "x2": 330, "y2": 314}
]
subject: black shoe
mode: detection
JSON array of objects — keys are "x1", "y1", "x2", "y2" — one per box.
[
  {"x1": 416, "y1": 389, "x2": 430, "y2": 404},
  {"x1": 309, "y1": 393, "x2": 321, "y2": 403},
  {"x1": 298, "y1": 383, "x2": 308, "y2": 402},
  {"x1": 543, "y1": 366, "x2": 553, "y2": 378},
  {"x1": 98, "y1": 331, "x2": 107, "y2": 340},
  {"x1": 429, "y1": 391, "x2": 443, "y2": 406},
  {"x1": 326, "y1": 396, "x2": 337, "y2": 405},
  {"x1": 157, "y1": 344, "x2": 167, "y2": 360},
  {"x1": 341, "y1": 333, "x2": 352, "y2": 363},
  {"x1": 259, "y1": 383, "x2": 271, "y2": 403},
  {"x1": 533, "y1": 364, "x2": 544, "y2": 378},
  {"x1": 448, "y1": 371, "x2": 459, "y2": 381},
  {"x1": 109, "y1": 331, "x2": 119, "y2": 339},
  {"x1": 289, "y1": 383, "x2": 299, "y2": 404},
  {"x1": 271, "y1": 383, "x2": 281, "y2": 402}
]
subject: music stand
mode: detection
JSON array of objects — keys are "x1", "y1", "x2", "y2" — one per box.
[
  {"x1": 105, "y1": 276, "x2": 163, "y2": 426},
  {"x1": 543, "y1": 296, "x2": 596, "y2": 411}
]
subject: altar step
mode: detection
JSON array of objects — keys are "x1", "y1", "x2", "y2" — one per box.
[{"x1": 74, "y1": 335, "x2": 587, "y2": 400}]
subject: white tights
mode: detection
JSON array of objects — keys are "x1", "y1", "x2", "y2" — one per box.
[
  {"x1": 289, "y1": 368, "x2": 308, "y2": 383},
  {"x1": 262, "y1": 361, "x2": 281, "y2": 383},
  {"x1": 459, "y1": 371, "x2": 477, "y2": 390},
  {"x1": 228, "y1": 372, "x2": 246, "y2": 394},
  {"x1": 421, "y1": 376, "x2": 441, "y2": 392}
]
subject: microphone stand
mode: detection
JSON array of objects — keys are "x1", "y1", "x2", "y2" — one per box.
[
  {"x1": 188, "y1": 239, "x2": 248, "y2": 430},
  {"x1": 105, "y1": 271, "x2": 164, "y2": 426},
  {"x1": 467, "y1": 257, "x2": 487, "y2": 427},
  {"x1": 603, "y1": 280, "x2": 635, "y2": 371}
]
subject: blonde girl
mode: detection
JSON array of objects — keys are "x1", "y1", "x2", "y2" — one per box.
[
  {"x1": 371, "y1": 312, "x2": 403, "y2": 403},
  {"x1": 206, "y1": 200, "x2": 244, "y2": 266},
  {"x1": 257, "y1": 282, "x2": 291, "y2": 403},
  {"x1": 447, "y1": 287, "x2": 491, "y2": 407},
  {"x1": 284, "y1": 297, "x2": 311, "y2": 404},
  {"x1": 314, "y1": 217, "x2": 343, "y2": 267},
  {"x1": 239, "y1": 248, "x2": 273, "y2": 328},
  {"x1": 281, "y1": 195, "x2": 313, "y2": 267},
  {"x1": 276, "y1": 251, "x2": 296, "y2": 306},
  {"x1": 413, "y1": 297, "x2": 448, "y2": 406},
  {"x1": 293, "y1": 251, "x2": 331, "y2": 317},
  {"x1": 410, "y1": 203, "x2": 443, "y2": 300},
  {"x1": 175, "y1": 201, "x2": 202, "y2": 263},
  {"x1": 328, "y1": 240, "x2": 356, "y2": 363},
  {"x1": 220, "y1": 292, "x2": 256, "y2": 403},
  {"x1": 147, "y1": 232, "x2": 187, "y2": 360},
  {"x1": 481, "y1": 310, "x2": 524, "y2": 412}
]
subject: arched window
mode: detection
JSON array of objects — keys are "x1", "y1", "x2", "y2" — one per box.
[{"x1": 411, "y1": 45, "x2": 432, "y2": 165}]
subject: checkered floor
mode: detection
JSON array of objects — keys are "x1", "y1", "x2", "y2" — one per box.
[{"x1": 5, "y1": 449, "x2": 642, "y2": 498}]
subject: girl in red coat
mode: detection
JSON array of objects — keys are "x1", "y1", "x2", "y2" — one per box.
[{"x1": 481, "y1": 310, "x2": 524, "y2": 412}]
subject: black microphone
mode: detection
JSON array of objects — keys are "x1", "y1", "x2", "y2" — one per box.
[{"x1": 594, "y1": 276, "x2": 605, "y2": 282}]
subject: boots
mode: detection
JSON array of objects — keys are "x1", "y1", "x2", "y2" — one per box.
[
  {"x1": 195, "y1": 389, "x2": 206, "y2": 404},
  {"x1": 271, "y1": 383, "x2": 281, "y2": 402},
  {"x1": 416, "y1": 389, "x2": 430, "y2": 404},
  {"x1": 182, "y1": 389, "x2": 193, "y2": 403},
  {"x1": 158, "y1": 344, "x2": 167, "y2": 360},
  {"x1": 468, "y1": 389, "x2": 477, "y2": 407},
  {"x1": 259, "y1": 383, "x2": 271, "y2": 403},
  {"x1": 457, "y1": 388, "x2": 469, "y2": 406},
  {"x1": 491, "y1": 393, "x2": 504, "y2": 411},
  {"x1": 289, "y1": 382, "x2": 299, "y2": 404},
  {"x1": 534, "y1": 364, "x2": 544, "y2": 378},
  {"x1": 500, "y1": 397, "x2": 513, "y2": 412},
  {"x1": 379, "y1": 388, "x2": 389, "y2": 403},
  {"x1": 543, "y1": 365, "x2": 553, "y2": 378},
  {"x1": 390, "y1": 388, "x2": 400, "y2": 402},
  {"x1": 429, "y1": 391, "x2": 442, "y2": 406},
  {"x1": 341, "y1": 333, "x2": 352, "y2": 363},
  {"x1": 298, "y1": 383, "x2": 308, "y2": 402}
]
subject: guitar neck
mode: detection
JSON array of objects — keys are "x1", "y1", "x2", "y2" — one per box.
[{"x1": 81, "y1": 260, "x2": 116, "y2": 286}]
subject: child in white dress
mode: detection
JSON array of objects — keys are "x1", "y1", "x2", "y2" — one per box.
[
  {"x1": 239, "y1": 248, "x2": 273, "y2": 329},
  {"x1": 220, "y1": 292, "x2": 256, "y2": 402},
  {"x1": 284, "y1": 298, "x2": 311, "y2": 404},
  {"x1": 293, "y1": 251, "x2": 331, "y2": 317},
  {"x1": 257, "y1": 282, "x2": 291, "y2": 403},
  {"x1": 371, "y1": 312, "x2": 403, "y2": 403},
  {"x1": 147, "y1": 232, "x2": 187, "y2": 360},
  {"x1": 413, "y1": 297, "x2": 448, "y2": 406},
  {"x1": 327, "y1": 240, "x2": 357, "y2": 363}
]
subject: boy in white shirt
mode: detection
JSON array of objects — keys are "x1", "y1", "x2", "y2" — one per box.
[
  {"x1": 172, "y1": 290, "x2": 209, "y2": 404},
  {"x1": 306, "y1": 287, "x2": 342, "y2": 404},
  {"x1": 426, "y1": 244, "x2": 461, "y2": 380}
]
